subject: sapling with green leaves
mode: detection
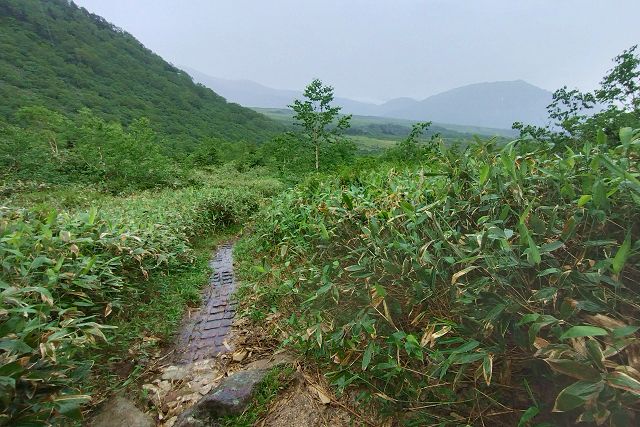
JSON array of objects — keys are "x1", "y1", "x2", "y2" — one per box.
[{"x1": 289, "y1": 79, "x2": 352, "y2": 171}]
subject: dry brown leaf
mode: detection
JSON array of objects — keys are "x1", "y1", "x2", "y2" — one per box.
[
  {"x1": 584, "y1": 314, "x2": 625, "y2": 330},
  {"x1": 232, "y1": 350, "x2": 248, "y2": 362},
  {"x1": 451, "y1": 265, "x2": 478, "y2": 285},
  {"x1": 374, "y1": 392, "x2": 397, "y2": 402},
  {"x1": 420, "y1": 324, "x2": 436, "y2": 347},
  {"x1": 625, "y1": 342, "x2": 640, "y2": 371},
  {"x1": 309, "y1": 384, "x2": 331, "y2": 404},
  {"x1": 533, "y1": 337, "x2": 550, "y2": 350}
]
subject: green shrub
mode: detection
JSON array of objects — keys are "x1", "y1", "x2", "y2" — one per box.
[
  {"x1": 0, "y1": 206, "x2": 188, "y2": 424},
  {"x1": 238, "y1": 129, "x2": 640, "y2": 425},
  {"x1": 0, "y1": 170, "x2": 283, "y2": 425}
]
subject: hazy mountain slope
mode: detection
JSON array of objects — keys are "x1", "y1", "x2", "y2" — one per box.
[
  {"x1": 382, "y1": 80, "x2": 552, "y2": 128},
  {"x1": 184, "y1": 68, "x2": 299, "y2": 109},
  {"x1": 187, "y1": 67, "x2": 551, "y2": 130},
  {"x1": 186, "y1": 68, "x2": 380, "y2": 115},
  {"x1": 0, "y1": 0, "x2": 282, "y2": 149}
]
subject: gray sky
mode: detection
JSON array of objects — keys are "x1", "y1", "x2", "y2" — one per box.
[{"x1": 75, "y1": 0, "x2": 639, "y2": 103}]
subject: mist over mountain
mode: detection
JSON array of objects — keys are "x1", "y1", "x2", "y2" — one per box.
[
  {"x1": 187, "y1": 68, "x2": 552, "y2": 129},
  {"x1": 185, "y1": 68, "x2": 380, "y2": 116},
  {"x1": 381, "y1": 80, "x2": 553, "y2": 129}
]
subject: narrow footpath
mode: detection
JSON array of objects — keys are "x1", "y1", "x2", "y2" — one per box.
[{"x1": 177, "y1": 242, "x2": 237, "y2": 363}]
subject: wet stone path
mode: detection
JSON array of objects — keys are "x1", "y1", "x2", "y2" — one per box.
[{"x1": 176, "y1": 242, "x2": 237, "y2": 363}]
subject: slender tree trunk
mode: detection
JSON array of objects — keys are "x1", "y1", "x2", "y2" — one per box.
[{"x1": 315, "y1": 144, "x2": 319, "y2": 171}]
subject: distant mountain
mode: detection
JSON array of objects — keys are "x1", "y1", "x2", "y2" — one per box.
[
  {"x1": 184, "y1": 69, "x2": 298, "y2": 109},
  {"x1": 381, "y1": 80, "x2": 552, "y2": 129},
  {"x1": 185, "y1": 68, "x2": 380, "y2": 115},
  {"x1": 186, "y1": 68, "x2": 552, "y2": 130},
  {"x1": 0, "y1": 0, "x2": 282, "y2": 150}
]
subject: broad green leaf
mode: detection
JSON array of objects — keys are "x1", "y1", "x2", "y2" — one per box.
[
  {"x1": 518, "y1": 223, "x2": 540, "y2": 265},
  {"x1": 606, "y1": 371, "x2": 640, "y2": 395},
  {"x1": 619, "y1": 127, "x2": 633, "y2": 150},
  {"x1": 537, "y1": 268, "x2": 560, "y2": 277},
  {"x1": 545, "y1": 359, "x2": 601, "y2": 380},
  {"x1": 585, "y1": 339, "x2": 605, "y2": 370},
  {"x1": 599, "y1": 154, "x2": 640, "y2": 195},
  {"x1": 592, "y1": 180, "x2": 608, "y2": 209},
  {"x1": 577, "y1": 194, "x2": 592, "y2": 207},
  {"x1": 362, "y1": 341, "x2": 374, "y2": 371},
  {"x1": 596, "y1": 128, "x2": 607, "y2": 145},
  {"x1": 526, "y1": 234, "x2": 541, "y2": 265},
  {"x1": 560, "y1": 325, "x2": 608, "y2": 340},
  {"x1": 400, "y1": 201, "x2": 414, "y2": 216},
  {"x1": 612, "y1": 232, "x2": 631, "y2": 274},
  {"x1": 552, "y1": 380, "x2": 604, "y2": 412},
  {"x1": 517, "y1": 406, "x2": 539, "y2": 427},
  {"x1": 540, "y1": 240, "x2": 564, "y2": 253},
  {"x1": 451, "y1": 339, "x2": 480, "y2": 354},
  {"x1": 531, "y1": 287, "x2": 557, "y2": 301},
  {"x1": 479, "y1": 164, "x2": 491, "y2": 185},
  {"x1": 341, "y1": 192, "x2": 353, "y2": 210},
  {"x1": 612, "y1": 325, "x2": 640, "y2": 338}
]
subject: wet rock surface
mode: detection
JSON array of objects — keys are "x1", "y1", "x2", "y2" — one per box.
[
  {"x1": 91, "y1": 396, "x2": 154, "y2": 427},
  {"x1": 177, "y1": 242, "x2": 237, "y2": 363},
  {"x1": 174, "y1": 369, "x2": 268, "y2": 426}
]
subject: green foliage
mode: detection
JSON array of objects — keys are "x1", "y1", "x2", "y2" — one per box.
[
  {"x1": 597, "y1": 45, "x2": 640, "y2": 112},
  {"x1": 0, "y1": 206, "x2": 184, "y2": 425},
  {"x1": 0, "y1": 170, "x2": 283, "y2": 425},
  {"x1": 383, "y1": 121, "x2": 440, "y2": 162},
  {"x1": 518, "y1": 45, "x2": 640, "y2": 142},
  {"x1": 0, "y1": 0, "x2": 282, "y2": 150},
  {"x1": 290, "y1": 79, "x2": 354, "y2": 171},
  {"x1": 238, "y1": 128, "x2": 640, "y2": 425},
  {"x1": 1, "y1": 107, "x2": 181, "y2": 193},
  {"x1": 187, "y1": 137, "x2": 223, "y2": 167}
]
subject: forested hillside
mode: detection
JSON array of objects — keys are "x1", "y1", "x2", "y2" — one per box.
[{"x1": 0, "y1": 0, "x2": 282, "y2": 152}]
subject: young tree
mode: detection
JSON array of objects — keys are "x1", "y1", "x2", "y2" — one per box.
[
  {"x1": 385, "y1": 121, "x2": 437, "y2": 162},
  {"x1": 596, "y1": 45, "x2": 639, "y2": 112},
  {"x1": 540, "y1": 45, "x2": 639, "y2": 141},
  {"x1": 290, "y1": 79, "x2": 351, "y2": 171}
]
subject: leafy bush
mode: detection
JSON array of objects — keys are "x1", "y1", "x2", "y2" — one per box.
[
  {"x1": 0, "y1": 206, "x2": 188, "y2": 424},
  {"x1": 0, "y1": 171, "x2": 283, "y2": 425},
  {"x1": 1, "y1": 107, "x2": 182, "y2": 193},
  {"x1": 238, "y1": 129, "x2": 640, "y2": 425}
]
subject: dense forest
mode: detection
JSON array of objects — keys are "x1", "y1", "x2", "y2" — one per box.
[{"x1": 1, "y1": 1, "x2": 639, "y2": 426}]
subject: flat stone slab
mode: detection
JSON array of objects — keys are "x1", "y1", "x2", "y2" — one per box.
[
  {"x1": 177, "y1": 242, "x2": 237, "y2": 363},
  {"x1": 174, "y1": 369, "x2": 268, "y2": 426},
  {"x1": 91, "y1": 396, "x2": 154, "y2": 427}
]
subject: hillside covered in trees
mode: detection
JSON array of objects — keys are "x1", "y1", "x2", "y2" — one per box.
[{"x1": 0, "y1": 0, "x2": 282, "y2": 153}]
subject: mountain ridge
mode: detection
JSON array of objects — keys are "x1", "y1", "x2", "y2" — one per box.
[{"x1": 187, "y1": 68, "x2": 552, "y2": 129}]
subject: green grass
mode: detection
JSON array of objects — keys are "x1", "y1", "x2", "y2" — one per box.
[{"x1": 349, "y1": 135, "x2": 399, "y2": 154}]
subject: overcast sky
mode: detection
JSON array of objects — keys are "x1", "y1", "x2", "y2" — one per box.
[{"x1": 74, "y1": 0, "x2": 639, "y2": 103}]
